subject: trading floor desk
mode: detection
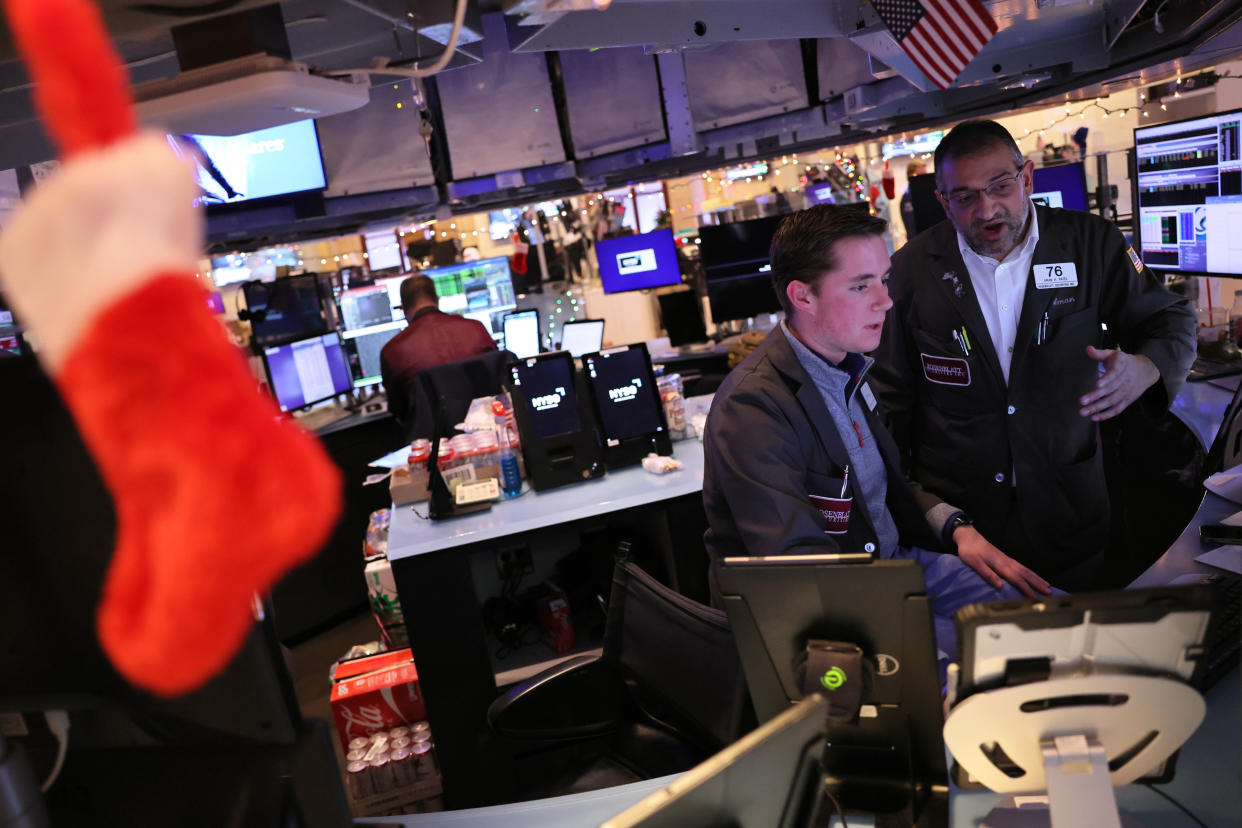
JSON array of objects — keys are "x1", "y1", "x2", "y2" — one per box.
[{"x1": 385, "y1": 436, "x2": 709, "y2": 807}]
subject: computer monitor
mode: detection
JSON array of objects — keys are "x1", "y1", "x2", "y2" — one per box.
[
  {"x1": 581, "y1": 343, "x2": 672, "y2": 469},
  {"x1": 558, "y1": 318, "x2": 605, "y2": 357},
  {"x1": 262, "y1": 333, "x2": 353, "y2": 411},
  {"x1": 804, "y1": 181, "x2": 838, "y2": 206},
  {"x1": 596, "y1": 229, "x2": 683, "y2": 294},
  {"x1": 1031, "y1": 161, "x2": 1089, "y2": 212},
  {"x1": 424, "y1": 257, "x2": 517, "y2": 322},
  {"x1": 1134, "y1": 107, "x2": 1242, "y2": 276},
  {"x1": 340, "y1": 319, "x2": 405, "y2": 388},
  {"x1": 502, "y1": 309, "x2": 542, "y2": 359},
  {"x1": 717, "y1": 554, "x2": 946, "y2": 822},
  {"x1": 171, "y1": 121, "x2": 326, "y2": 206},
  {"x1": 945, "y1": 586, "x2": 1214, "y2": 824},
  {"x1": 657, "y1": 290, "x2": 708, "y2": 347},
  {"x1": 506, "y1": 351, "x2": 604, "y2": 491},
  {"x1": 373, "y1": 274, "x2": 409, "y2": 322},
  {"x1": 0, "y1": 352, "x2": 351, "y2": 826},
  {"x1": 338, "y1": 285, "x2": 394, "y2": 332},
  {"x1": 243, "y1": 274, "x2": 329, "y2": 348},
  {"x1": 363, "y1": 229, "x2": 405, "y2": 273},
  {"x1": 698, "y1": 215, "x2": 786, "y2": 324}
]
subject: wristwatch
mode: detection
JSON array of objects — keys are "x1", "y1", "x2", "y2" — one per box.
[{"x1": 948, "y1": 513, "x2": 973, "y2": 545}]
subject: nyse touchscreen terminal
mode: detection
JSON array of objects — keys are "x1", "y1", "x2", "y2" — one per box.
[
  {"x1": 582, "y1": 343, "x2": 672, "y2": 469},
  {"x1": 506, "y1": 351, "x2": 604, "y2": 490}
]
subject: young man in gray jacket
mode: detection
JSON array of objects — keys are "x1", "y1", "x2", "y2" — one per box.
[{"x1": 703, "y1": 205, "x2": 1032, "y2": 668}]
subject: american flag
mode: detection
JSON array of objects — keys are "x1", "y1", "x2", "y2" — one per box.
[{"x1": 871, "y1": 0, "x2": 998, "y2": 90}]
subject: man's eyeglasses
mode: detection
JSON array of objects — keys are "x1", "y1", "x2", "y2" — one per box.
[{"x1": 941, "y1": 170, "x2": 1024, "y2": 208}]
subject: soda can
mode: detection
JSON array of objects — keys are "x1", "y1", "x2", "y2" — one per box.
[
  {"x1": 346, "y1": 748, "x2": 368, "y2": 763},
  {"x1": 346, "y1": 760, "x2": 372, "y2": 800},
  {"x1": 410, "y1": 740, "x2": 436, "y2": 780},
  {"x1": 348, "y1": 736, "x2": 370, "y2": 753},
  {"x1": 389, "y1": 735, "x2": 411, "y2": 751},
  {"x1": 368, "y1": 754, "x2": 393, "y2": 794},
  {"x1": 388, "y1": 725, "x2": 410, "y2": 741},
  {"x1": 389, "y1": 745, "x2": 413, "y2": 788}
]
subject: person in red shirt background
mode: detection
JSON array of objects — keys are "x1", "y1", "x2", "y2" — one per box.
[{"x1": 380, "y1": 274, "x2": 497, "y2": 431}]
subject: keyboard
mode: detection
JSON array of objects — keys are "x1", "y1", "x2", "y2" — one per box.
[
  {"x1": 1188, "y1": 355, "x2": 1242, "y2": 382},
  {"x1": 1197, "y1": 576, "x2": 1241, "y2": 692}
]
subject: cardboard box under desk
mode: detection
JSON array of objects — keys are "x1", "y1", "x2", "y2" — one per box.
[{"x1": 329, "y1": 648, "x2": 426, "y2": 751}]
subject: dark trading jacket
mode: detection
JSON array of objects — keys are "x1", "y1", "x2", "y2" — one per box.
[
  {"x1": 703, "y1": 326, "x2": 940, "y2": 564},
  {"x1": 870, "y1": 205, "x2": 1196, "y2": 577}
]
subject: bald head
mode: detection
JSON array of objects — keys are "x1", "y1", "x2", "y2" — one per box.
[{"x1": 399, "y1": 275, "x2": 438, "y2": 316}]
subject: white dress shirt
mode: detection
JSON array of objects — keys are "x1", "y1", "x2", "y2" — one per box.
[{"x1": 957, "y1": 204, "x2": 1040, "y2": 385}]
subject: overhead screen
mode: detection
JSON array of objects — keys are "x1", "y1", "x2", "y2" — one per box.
[
  {"x1": 595, "y1": 229, "x2": 682, "y2": 294},
  {"x1": 1134, "y1": 108, "x2": 1242, "y2": 276},
  {"x1": 173, "y1": 120, "x2": 325, "y2": 205},
  {"x1": 698, "y1": 215, "x2": 785, "y2": 324}
]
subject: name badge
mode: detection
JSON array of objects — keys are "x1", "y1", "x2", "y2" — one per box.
[
  {"x1": 1034, "y1": 262, "x2": 1078, "y2": 289},
  {"x1": 920, "y1": 353, "x2": 971, "y2": 386},
  {"x1": 859, "y1": 382, "x2": 877, "y2": 411},
  {"x1": 808, "y1": 494, "x2": 853, "y2": 534}
]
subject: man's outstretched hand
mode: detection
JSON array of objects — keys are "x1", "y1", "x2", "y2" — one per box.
[
  {"x1": 954, "y1": 525, "x2": 1052, "y2": 598},
  {"x1": 1079, "y1": 346, "x2": 1159, "y2": 422}
]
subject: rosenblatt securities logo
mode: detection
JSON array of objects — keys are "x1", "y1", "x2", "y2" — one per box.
[{"x1": 920, "y1": 353, "x2": 971, "y2": 386}]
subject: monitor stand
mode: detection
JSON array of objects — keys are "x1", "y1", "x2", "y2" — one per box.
[{"x1": 944, "y1": 673, "x2": 1204, "y2": 828}]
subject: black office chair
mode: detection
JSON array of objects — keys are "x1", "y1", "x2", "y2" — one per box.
[
  {"x1": 487, "y1": 559, "x2": 751, "y2": 798},
  {"x1": 402, "y1": 349, "x2": 515, "y2": 441}
]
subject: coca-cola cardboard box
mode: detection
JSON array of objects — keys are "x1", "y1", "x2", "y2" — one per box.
[{"x1": 330, "y1": 648, "x2": 426, "y2": 751}]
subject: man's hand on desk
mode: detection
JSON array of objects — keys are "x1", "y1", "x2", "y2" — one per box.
[
  {"x1": 1079, "y1": 346, "x2": 1160, "y2": 422},
  {"x1": 954, "y1": 525, "x2": 1052, "y2": 598}
]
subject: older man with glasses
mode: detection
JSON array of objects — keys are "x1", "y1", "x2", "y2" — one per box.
[{"x1": 870, "y1": 119, "x2": 1195, "y2": 593}]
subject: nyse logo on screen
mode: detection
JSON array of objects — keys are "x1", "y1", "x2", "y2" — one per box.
[
  {"x1": 616, "y1": 249, "x2": 658, "y2": 275},
  {"x1": 608, "y1": 378, "x2": 642, "y2": 402},
  {"x1": 532, "y1": 386, "x2": 568, "y2": 411}
]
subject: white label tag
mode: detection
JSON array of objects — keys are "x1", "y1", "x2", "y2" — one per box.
[
  {"x1": 860, "y1": 383, "x2": 878, "y2": 411},
  {"x1": 1034, "y1": 262, "x2": 1078, "y2": 289}
]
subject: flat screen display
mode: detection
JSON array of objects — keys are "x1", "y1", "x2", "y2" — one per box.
[
  {"x1": 503, "y1": 310, "x2": 541, "y2": 359},
  {"x1": 1031, "y1": 162, "x2": 1089, "y2": 212},
  {"x1": 339, "y1": 285, "x2": 394, "y2": 332},
  {"x1": 805, "y1": 182, "x2": 837, "y2": 205},
  {"x1": 698, "y1": 215, "x2": 784, "y2": 277},
  {"x1": 341, "y1": 320, "x2": 405, "y2": 387},
  {"x1": 559, "y1": 319, "x2": 605, "y2": 358},
  {"x1": 510, "y1": 354, "x2": 581, "y2": 440},
  {"x1": 595, "y1": 229, "x2": 682, "y2": 294},
  {"x1": 364, "y1": 230, "x2": 405, "y2": 272},
  {"x1": 424, "y1": 257, "x2": 516, "y2": 317},
  {"x1": 263, "y1": 333, "x2": 352, "y2": 411},
  {"x1": 1134, "y1": 108, "x2": 1242, "y2": 276},
  {"x1": 172, "y1": 121, "x2": 325, "y2": 205},
  {"x1": 373, "y1": 275, "x2": 408, "y2": 321},
  {"x1": 244, "y1": 275, "x2": 328, "y2": 347},
  {"x1": 210, "y1": 247, "x2": 298, "y2": 286},
  {"x1": 583, "y1": 346, "x2": 664, "y2": 444}
]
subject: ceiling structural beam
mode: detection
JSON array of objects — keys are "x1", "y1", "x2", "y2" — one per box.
[
  {"x1": 657, "y1": 51, "x2": 699, "y2": 157},
  {"x1": 505, "y1": 0, "x2": 845, "y2": 52}
]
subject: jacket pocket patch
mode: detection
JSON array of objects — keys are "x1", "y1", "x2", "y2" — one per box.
[{"x1": 920, "y1": 353, "x2": 971, "y2": 386}]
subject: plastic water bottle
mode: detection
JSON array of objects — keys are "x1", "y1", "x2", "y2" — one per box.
[{"x1": 493, "y1": 401, "x2": 523, "y2": 498}]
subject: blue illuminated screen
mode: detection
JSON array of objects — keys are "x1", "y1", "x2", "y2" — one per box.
[
  {"x1": 263, "y1": 333, "x2": 352, "y2": 411},
  {"x1": 595, "y1": 229, "x2": 682, "y2": 294},
  {"x1": 1030, "y1": 162, "x2": 1089, "y2": 213}
]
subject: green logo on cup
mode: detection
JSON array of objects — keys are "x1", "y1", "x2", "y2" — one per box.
[{"x1": 820, "y1": 666, "x2": 847, "y2": 690}]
